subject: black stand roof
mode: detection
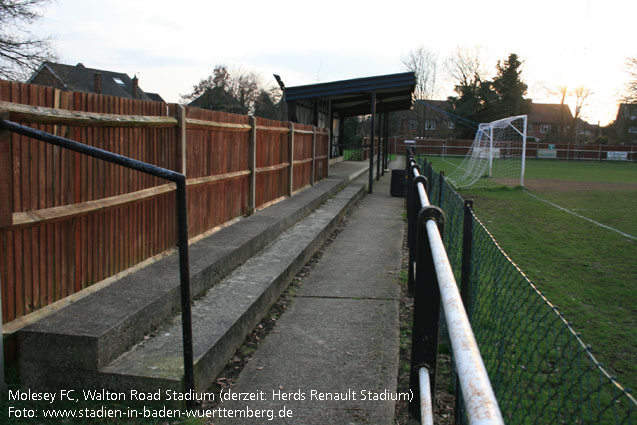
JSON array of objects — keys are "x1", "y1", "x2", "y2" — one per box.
[{"x1": 284, "y1": 72, "x2": 416, "y2": 117}]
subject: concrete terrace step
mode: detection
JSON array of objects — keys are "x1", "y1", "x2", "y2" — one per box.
[
  {"x1": 100, "y1": 184, "x2": 364, "y2": 393},
  {"x1": 19, "y1": 178, "x2": 343, "y2": 382},
  {"x1": 18, "y1": 179, "x2": 365, "y2": 394}
]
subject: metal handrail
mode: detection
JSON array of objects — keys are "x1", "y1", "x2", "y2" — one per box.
[
  {"x1": 0, "y1": 119, "x2": 196, "y2": 408},
  {"x1": 406, "y1": 148, "x2": 504, "y2": 425}
]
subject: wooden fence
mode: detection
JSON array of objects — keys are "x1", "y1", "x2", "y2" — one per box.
[{"x1": 0, "y1": 80, "x2": 329, "y2": 324}]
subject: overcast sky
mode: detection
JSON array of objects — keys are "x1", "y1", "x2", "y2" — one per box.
[{"x1": 33, "y1": 0, "x2": 636, "y2": 125}]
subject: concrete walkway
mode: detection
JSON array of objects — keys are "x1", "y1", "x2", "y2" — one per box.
[{"x1": 216, "y1": 158, "x2": 406, "y2": 425}]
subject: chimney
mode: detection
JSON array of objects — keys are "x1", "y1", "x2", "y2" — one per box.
[
  {"x1": 132, "y1": 75, "x2": 139, "y2": 99},
  {"x1": 94, "y1": 72, "x2": 102, "y2": 94}
]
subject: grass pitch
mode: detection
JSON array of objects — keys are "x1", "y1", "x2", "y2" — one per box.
[{"x1": 427, "y1": 156, "x2": 637, "y2": 391}]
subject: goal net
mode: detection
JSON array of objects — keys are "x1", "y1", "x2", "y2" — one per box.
[{"x1": 446, "y1": 115, "x2": 527, "y2": 188}]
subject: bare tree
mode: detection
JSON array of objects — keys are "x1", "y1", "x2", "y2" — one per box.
[
  {"x1": 401, "y1": 46, "x2": 439, "y2": 100},
  {"x1": 621, "y1": 56, "x2": 637, "y2": 103},
  {"x1": 181, "y1": 65, "x2": 266, "y2": 114},
  {"x1": 444, "y1": 45, "x2": 487, "y2": 88},
  {"x1": 573, "y1": 85, "x2": 593, "y2": 121},
  {"x1": 542, "y1": 84, "x2": 570, "y2": 141},
  {"x1": 0, "y1": 0, "x2": 57, "y2": 81}
]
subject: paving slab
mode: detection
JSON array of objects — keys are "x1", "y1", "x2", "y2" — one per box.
[{"x1": 215, "y1": 158, "x2": 406, "y2": 425}]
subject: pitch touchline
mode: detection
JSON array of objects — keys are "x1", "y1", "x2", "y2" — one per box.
[{"x1": 523, "y1": 189, "x2": 637, "y2": 241}]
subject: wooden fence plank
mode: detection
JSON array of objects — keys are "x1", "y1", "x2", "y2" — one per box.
[
  {"x1": 0, "y1": 80, "x2": 330, "y2": 324},
  {"x1": 0, "y1": 101, "x2": 178, "y2": 128}
]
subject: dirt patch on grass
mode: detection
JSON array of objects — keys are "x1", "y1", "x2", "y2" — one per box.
[{"x1": 524, "y1": 179, "x2": 637, "y2": 192}]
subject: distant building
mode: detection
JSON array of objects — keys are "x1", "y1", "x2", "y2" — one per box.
[
  {"x1": 28, "y1": 61, "x2": 164, "y2": 102},
  {"x1": 526, "y1": 102, "x2": 573, "y2": 142},
  {"x1": 614, "y1": 103, "x2": 637, "y2": 144},
  {"x1": 574, "y1": 118, "x2": 600, "y2": 143},
  {"x1": 398, "y1": 100, "x2": 457, "y2": 139},
  {"x1": 187, "y1": 86, "x2": 245, "y2": 114}
]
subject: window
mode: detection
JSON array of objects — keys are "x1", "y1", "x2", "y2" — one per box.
[
  {"x1": 447, "y1": 121, "x2": 455, "y2": 129},
  {"x1": 425, "y1": 120, "x2": 436, "y2": 130},
  {"x1": 540, "y1": 124, "x2": 551, "y2": 133},
  {"x1": 628, "y1": 127, "x2": 637, "y2": 134},
  {"x1": 408, "y1": 120, "x2": 417, "y2": 130},
  {"x1": 112, "y1": 77, "x2": 125, "y2": 85},
  {"x1": 528, "y1": 123, "x2": 533, "y2": 132},
  {"x1": 630, "y1": 115, "x2": 637, "y2": 120}
]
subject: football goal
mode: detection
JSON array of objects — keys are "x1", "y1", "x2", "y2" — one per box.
[{"x1": 445, "y1": 115, "x2": 527, "y2": 188}]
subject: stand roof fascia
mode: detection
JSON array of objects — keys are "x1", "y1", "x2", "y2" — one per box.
[{"x1": 284, "y1": 72, "x2": 416, "y2": 117}]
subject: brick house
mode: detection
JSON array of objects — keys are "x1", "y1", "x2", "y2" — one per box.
[
  {"x1": 28, "y1": 61, "x2": 164, "y2": 102},
  {"x1": 398, "y1": 100, "x2": 456, "y2": 139},
  {"x1": 614, "y1": 103, "x2": 637, "y2": 144},
  {"x1": 526, "y1": 102, "x2": 574, "y2": 142}
]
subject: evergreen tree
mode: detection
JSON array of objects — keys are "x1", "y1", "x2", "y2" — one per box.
[
  {"x1": 253, "y1": 89, "x2": 282, "y2": 120},
  {"x1": 447, "y1": 53, "x2": 530, "y2": 137},
  {"x1": 447, "y1": 78, "x2": 496, "y2": 138},
  {"x1": 491, "y1": 53, "x2": 530, "y2": 118}
]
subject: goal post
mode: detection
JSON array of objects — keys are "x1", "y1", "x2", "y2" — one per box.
[{"x1": 446, "y1": 115, "x2": 527, "y2": 188}]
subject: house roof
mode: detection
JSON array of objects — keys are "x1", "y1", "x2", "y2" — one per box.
[
  {"x1": 188, "y1": 86, "x2": 244, "y2": 113},
  {"x1": 616, "y1": 103, "x2": 637, "y2": 120},
  {"x1": 284, "y1": 72, "x2": 416, "y2": 117},
  {"x1": 145, "y1": 92, "x2": 165, "y2": 102},
  {"x1": 27, "y1": 62, "x2": 159, "y2": 101},
  {"x1": 529, "y1": 102, "x2": 573, "y2": 124}
]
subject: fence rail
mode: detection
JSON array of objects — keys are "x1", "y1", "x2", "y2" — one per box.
[
  {"x1": 406, "y1": 149, "x2": 504, "y2": 425},
  {"x1": 415, "y1": 153, "x2": 636, "y2": 424},
  {"x1": 394, "y1": 139, "x2": 637, "y2": 161},
  {"x1": 0, "y1": 79, "x2": 329, "y2": 324}
]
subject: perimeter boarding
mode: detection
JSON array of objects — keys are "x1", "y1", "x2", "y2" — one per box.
[{"x1": 405, "y1": 149, "x2": 504, "y2": 425}]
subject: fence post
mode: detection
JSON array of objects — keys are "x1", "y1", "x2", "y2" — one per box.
[
  {"x1": 288, "y1": 122, "x2": 294, "y2": 196},
  {"x1": 460, "y1": 199, "x2": 474, "y2": 316},
  {"x1": 0, "y1": 112, "x2": 9, "y2": 393},
  {"x1": 326, "y1": 126, "x2": 331, "y2": 176},
  {"x1": 176, "y1": 105, "x2": 187, "y2": 175},
  {"x1": 248, "y1": 115, "x2": 257, "y2": 214},
  {"x1": 408, "y1": 174, "x2": 426, "y2": 296},
  {"x1": 0, "y1": 112, "x2": 12, "y2": 228},
  {"x1": 438, "y1": 171, "x2": 445, "y2": 208},
  {"x1": 427, "y1": 160, "x2": 434, "y2": 195},
  {"x1": 409, "y1": 205, "x2": 445, "y2": 422},
  {"x1": 311, "y1": 125, "x2": 316, "y2": 185},
  {"x1": 455, "y1": 198, "x2": 474, "y2": 423}
]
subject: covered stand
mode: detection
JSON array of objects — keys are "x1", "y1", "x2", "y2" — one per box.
[{"x1": 281, "y1": 72, "x2": 416, "y2": 193}]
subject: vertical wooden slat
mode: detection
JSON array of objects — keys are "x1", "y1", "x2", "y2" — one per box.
[
  {"x1": 288, "y1": 122, "x2": 294, "y2": 196},
  {"x1": 311, "y1": 126, "x2": 317, "y2": 185},
  {"x1": 54, "y1": 222, "x2": 62, "y2": 301},
  {"x1": 248, "y1": 115, "x2": 257, "y2": 214},
  {"x1": 0, "y1": 112, "x2": 12, "y2": 227},
  {"x1": 3, "y1": 231, "x2": 15, "y2": 322}
]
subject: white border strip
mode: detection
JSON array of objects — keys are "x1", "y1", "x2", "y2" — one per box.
[{"x1": 524, "y1": 189, "x2": 637, "y2": 241}]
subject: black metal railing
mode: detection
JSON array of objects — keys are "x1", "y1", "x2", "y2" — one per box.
[
  {"x1": 416, "y1": 152, "x2": 636, "y2": 424},
  {"x1": 0, "y1": 119, "x2": 196, "y2": 409},
  {"x1": 406, "y1": 148, "x2": 503, "y2": 424}
]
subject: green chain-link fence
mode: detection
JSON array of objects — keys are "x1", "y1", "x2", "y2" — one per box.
[{"x1": 416, "y1": 155, "x2": 635, "y2": 425}]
